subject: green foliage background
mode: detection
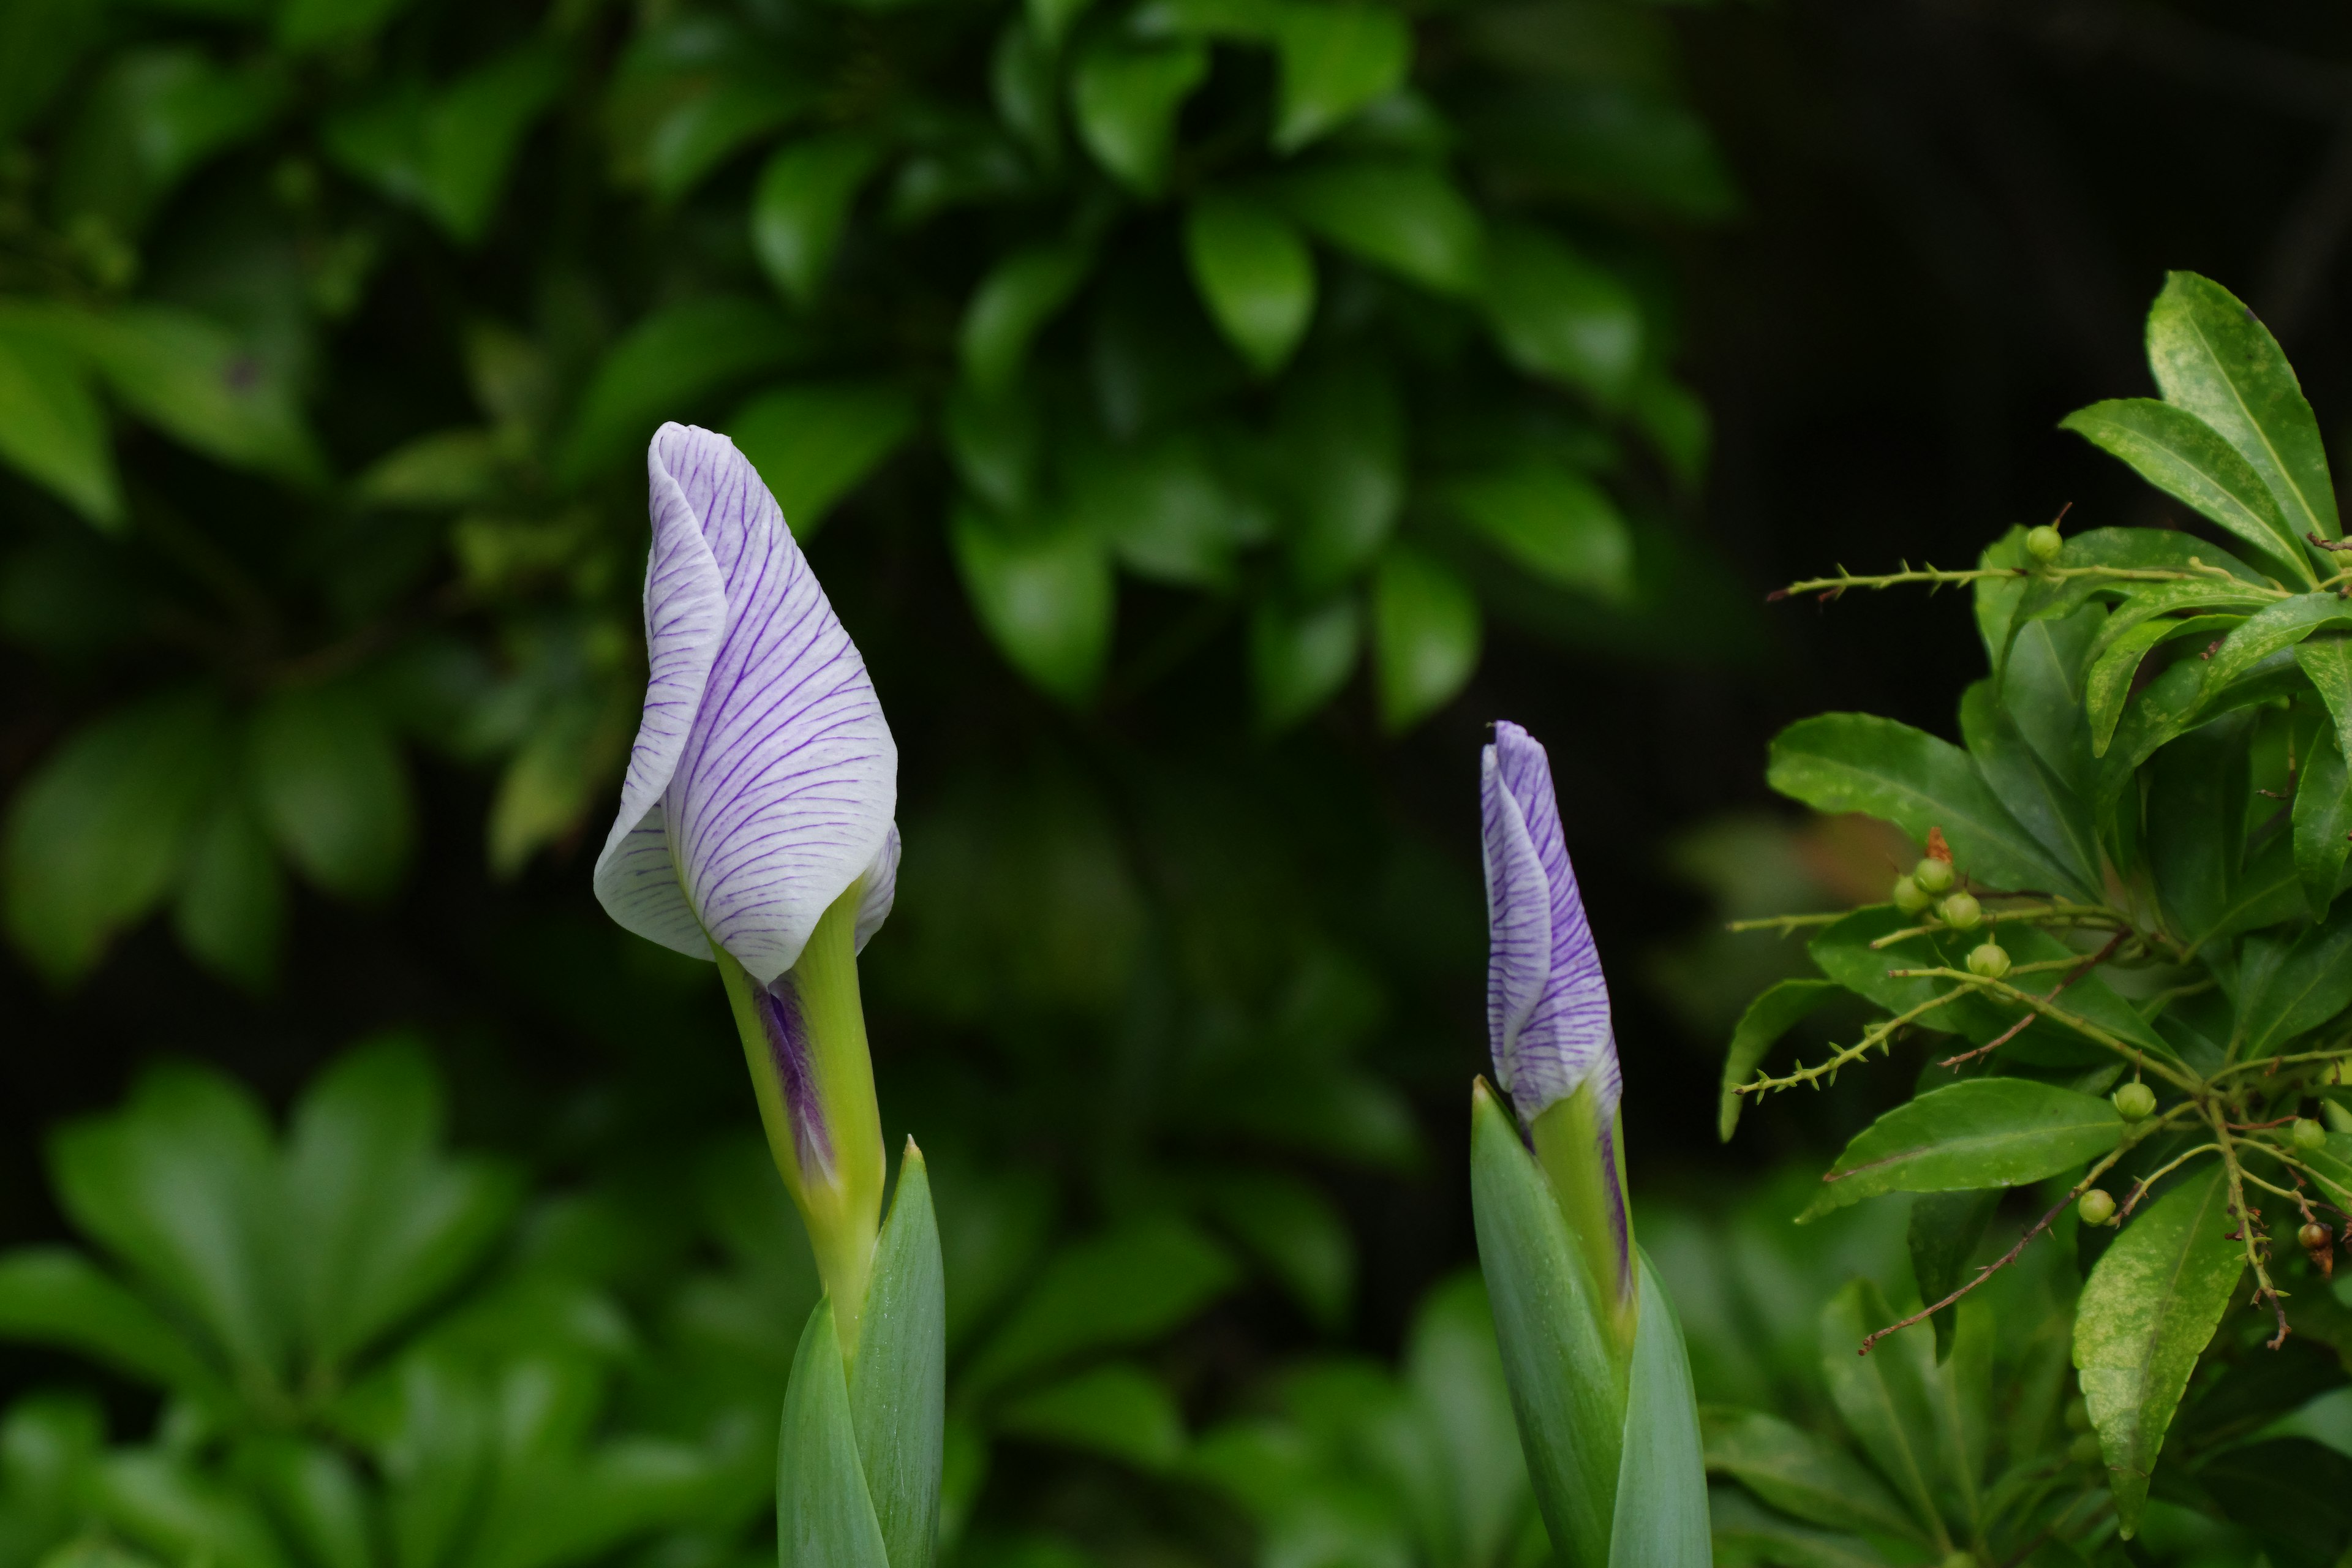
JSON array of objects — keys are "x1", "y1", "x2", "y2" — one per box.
[{"x1": 7, "y1": 1, "x2": 2352, "y2": 1567}]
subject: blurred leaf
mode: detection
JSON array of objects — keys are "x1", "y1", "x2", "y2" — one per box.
[
  {"x1": 1271, "y1": 4, "x2": 1411, "y2": 152},
  {"x1": 279, "y1": 0, "x2": 414, "y2": 50},
  {"x1": 1466, "y1": 83, "x2": 1735, "y2": 221},
  {"x1": 777, "y1": 1300, "x2": 891, "y2": 1568},
  {"x1": 553, "y1": 297, "x2": 806, "y2": 484},
  {"x1": 996, "y1": 1364, "x2": 1185, "y2": 1471},
  {"x1": 88, "y1": 1451, "x2": 290, "y2": 1568},
  {"x1": 1028, "y1": 0, "x2": 1093, "y2": 48},
  {"x1": 233, "y1": 1438, "x2": 374, "y2": 1568},
  {"x1": 963, "y1": 1217, "x2": 1238, "y2": 1394},
  {"x1": 944, "y1": 386, "x2": 1041, "y2": 516},
  {"x1": 849, "y1": 1151, "x2": 945, "y2": 1568},
  {"x1": 727, "y1": 380, "x2": 918, "y2": 538},
  {"x1": 752, "y1": 134, "x2": 885, "y2": 305},
  {"x1": 2075, "y1": 1166, "x2": 2242, "y2": 1536},
  {"x1": 51, "y1": 1065, "x2": 287, "y2": 1392},
  {"x1": 2232, "y1": 902, "x2": 2352, "y2": 1055},
  {"x1": 646, "y1": 72, "x2": 811, "y2": 203},
  {"x1": 172, "y1": 787, "x2": 282, "y2": 993},
  {"x1": 487, "y1": 696, "x2": 625, "y2": 879},
  {"x1": 2198, "y1": 1437, "x2": 2352, "y2": 1568},
  {"x1": 249, "y1": 685, "x2": 415, "y2": 903},
  {"x1": 1185, "y1": 194, "x2": 1316, "y2": 377},
  {"x1": 4, "y1": 690, "x2": 228, "y2": 986},
  {"x1": 949, "y1": 504, "x2": 1113, "y2": 705},
  {"x1": 1281, "y1": 157, "x2": 1485, "y2": 296},
  {"x1": 1816, "y1": 1280, "x2": 1939, "y2": 1530},
  {"x1": 1069, "y1": 38, "x2": 1207, "y2": 197},
  {"x1": 0, "y1": 0, "x2": 105, "y2": 142},
  {"x1": 1706, "y1": 1486, "x2": 1888, "y2": 1568},
  {"x1": 992, "y1": 20, "x2": 1059, "y2": 159},
  {"x1": 1630, "y1": 370, "x2": 1709, "y2": 488},
  {"x1": 354, "y1": 429, "x2": 502, "y2": 510},
  {"x1": 326, "y1": 48, "x2": 569, "y2": 243},
  {"x1": 2060, "y1": 398, "x2": 2311, "y2": 583},
  {"x1": 1372, "y1": 544, "x2": 1480, "y2": 734},
  {"x1": 960, "y1": 242, "x2": 1093, "y2": 397},
  {"x1": 1199, "y1": 1172, "x2": 1353, "y2": 1330},
  {"x1": 2296, "y1": 720, "x2": 2352, "y2": 919},
  {"x1": 1484, "y1": 224, "x2": 1642, "y2": 405},
  {"x1": 1404, "y1": 1273, "x2": 1529, "y2": 1568},
  {"x1": 0, "y1": 324, "x2": 119, "y2": 526},
  {"x1": 1716, "y1": 980, "x2": 1838, "y2": 1143},
  {"x1": 1701, "y1": 1408, "x2": 1920, "y2": 1542},
  {"x1": 1798, "y1": 1081, "x2": 2123, "y2": 1222},
  {"x1": 1444, "y1": 459, "x2": 1631, "y2": 600},
  {"x1": 52, "y1": 50, "x2": 285, "y2": 236},
  {"x1": 1276, "y1": 356, "x2": 1402, "y2": 592},
  {"x1": 0, "y1": 1250, "x2": 233, "y2": 1407},
  {"x1": 1251, "y1": 595, "x2": 1360, "y2": 734},
  {"x1": 1905, "y1": 1190, "x2": 1996, "y2": 1363},
  {"x1": 1063, "y1": 431, "x2": 1247, "y2": 587}
]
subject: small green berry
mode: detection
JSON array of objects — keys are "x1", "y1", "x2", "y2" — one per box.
[
  {"x1": 2026, "y1": 524, "x2": 2065, "y2": 563},
  {"x1": 1913, "y1": 856, "x2": 1956, "y2": 894},
  {"x1": 2113, "y1": 1082, "x2": 2156, "y2": 1121},
  {"x1": 1939, "y1": 891, "x2": 1983, "y2": 930},
  {"x1": 2063, "y1": 1395, "x2": 2092, "y2": 1432},
  {"x1": 2295, "y1": 1117, "x2": 2328, "y2": 1151},
  {"x1": 2078, "y1": 1188, "x2": 2117, "y2": 1226},
  {"x1": 2068, "y1": 1431, "x2": 2103, "y2": 1466},
  {"x1": 1892, "y1": 875, "x2": 1931, "y2": 914},
  {"x1": 1966, "y1": 941, "x2": 2010, "y2": 979}
]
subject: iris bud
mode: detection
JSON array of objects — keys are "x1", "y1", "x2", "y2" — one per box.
[
  {"x1": 2296, "y1": 1118, "x2": 2328, "y2": 1150},
  {"x1": 1913, "y1": 856, "x2": 1955, "y2": 894},
  {"x1": 2026, "y1": 524, "x2": 2064, "y2": 562},
  {"x1": 2078, "y1": 1189, "x2": 2117, "y2": 1226},
  {"x1": 1939, "y1": 891, "x2": 1983, "y2": 930},
  {"x1": 1891, "y1": 875, "x2": 1930, "y2": 914},
  {"x1": 1966, "y1": 942, "x2": 2010, "y2": 979},
  {"x1": 2113, "y1": 1082, "x2": 2155, "y2": 1121}
]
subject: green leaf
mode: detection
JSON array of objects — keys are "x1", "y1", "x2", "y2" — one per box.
[
  {"x1": 1717, "y1": 979, "x2": 1839, "y2": 1143},
  {"x1": 1469, "y1": 1082, "x2": 1620, "y2": 1568},
  {"x1": 1817, "y1": 1279, "x2": 1940, "y2": 1531},
  {"x1": 962, "y1": 1216, "x2": 1237, "y2": 1395},
  {"x1": 943, "y1": 386, "x2": 1040, "y2": 516},
  {"x1": 2146, "y1": 271, "x2": 2339, "y2": 546},
  {"x1": 1999, "y1": 599, "x2": 2102, "y2": 798},
  {"x1": 53, "y1": 51, "x2": 285, "y2": 236},
  {"x1": 644, "y1": 70, "x2": 811, "y2": 203},
  {"x1": 1069, "y1": 38, "x2": 1207, "y2": 197},
  {"x1": 249, "y1": 686, "x2": 415, "y2": 903},
  {"x1": 2072, "y1": 1165, "x2": 2243, "y2": 1537},
  {"x1": 1763, "y1": 712, "x2": 2084, "y2": 897},
  {"x1": 1185, "y1": 194, "x2": 1316, "y2": 377},
  {"x1": 2197, "y1": 592, "x2": 2352, "y2": 712},
  {"x1": 2295, "y1": 720, "x2": 2352, "y2": 919},
  {"x1": 51, "y1": 1065, "x2": 287, "y2": 1389},
  {"x1": 1269, "y1": 4, "x2": 1410, "y2": 151},
  {"x1": 323, "y1": 47, "x2": 567, "y2": 243},
  {"x1": 2143, "y1": 712, "x2": 2248, "y2": 945},
  {"x1": 353, "y1": 429, "x2": 502, "y2": 509},
  {"x1": 2059, "y1": 398, "x2": 2311, "y2": 582},
  {"x1": 1906, "y1": 1190, "x2": 1996, "y2": 1364},
  {"x1": 1280, "y1": 158, "x2": 1485, "y2": 297},
  {"x1": 996, "y1": 1363, "x2": 1185, "y2": 1471},
  {"x1": 751, "y1": 134, "x2": 885, "y2": 305},
  {"x1": 0, "y1": 0, "x2": 105, "y2": 143},
  {"x1": 960, "y1": 242, "x2": 1093, "y2": 396},
  {"x1": 1442, "y1": 460, "x2": 1631, "y2": 601},
  {"x1": 278, "y1": 0, "x2": 413, "y2": 50},
  {"x1": 1372, "y1": 544, "x2": 1481, "y2": 734},
  {"x1": 172, "y1": 786, "x2": 282, "y2": 993},
  {"x1": 2012, "y1": 525, "x2": 2264, "y2": 628},
  {"x1": 1275, "y1": 356, "x2": 1402, "y2": 592},
  {"x1": 777, "y1": 1299, "x2": 891, "y2": 1568},
  {"x1": 948, "y1": 504, "x2": 1114, "y2": 706},
  {"x1": 1062, "y1": 432, "x2": 1248, "y2": 587},
  {"x1": 1250, "y1": 595, "x2": 1360, "y2": 734},
  {"x1": 89, "y1": 1451, "x2": 291, "y2": 1568},
  {"x1": 47, "y1": 304, "x2": 325, "y2": 484},
  {"x1": 0, "y1": 323, "x2": 118, "y2": 526},
  {"x1": 726, "y1": 380, "x2": 918, "y2": 538},
  {"x1": 1799, "y1": 1080, "x2": 2122, "y2": 1221},
  {"x1": 0, "y1": 1249, "x2": 233, "y2": 1406},
  {"x1": 1197, "y1": 1170, "x2": 1354, "y2": 1330},
  {"x1": 1403, "y1": 1273, "x2": 1527, "y2": 1568},
  {"x1": 1973, "y1": 527, "x2": 2027, "y2": 670},
  {"x1": 1700, "y1": 1407, "x2": 1921, "y2": 1542},
  {"x1": 1956, "y1": 678, "x2": 2098, "y2": 892},
  {"x1": 1483, "y1": 225, "x2": 1642, "y2": 405},
  {"x1": 2082, "y1": 614, "x2": 2236, "y2": 757},
  {"x1": 850, "y1": 1145, "x2": 945, "y2": 1568},
  {"x1": 4, "y1": 690, "x2": 228, "y2": 986},
  {"x1": 1607, "y1": 1251, "x2": 1709, "y2": 1568},
  {"x1": 2233, "y1": 903, "x2": 2352, "y2": 1055},
  {"x1": 554, "y1": 297, "x2": 807, "y2": 484},
  {"x1": 233, "y1": 1439, "x2": 374, "y2": 1568},
  {"x1": 2299, "y1": 633, "x2": 2352, "y2": 752},
  {"x1": 1706, "y1": 1487, "x2": 1890, "y2": 1568}
]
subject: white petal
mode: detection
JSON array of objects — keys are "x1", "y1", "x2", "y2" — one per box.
[{"x1": 853, "y1": 823, "x2": 900, "y2": 954}]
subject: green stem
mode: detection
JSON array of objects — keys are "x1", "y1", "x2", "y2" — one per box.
[{"x1": 1529, "y1": 1085, "x2": 1638, "y2": 1362}]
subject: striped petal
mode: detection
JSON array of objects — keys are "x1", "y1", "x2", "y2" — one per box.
[
  {"x1": 853, "y1": 823, "x2": 900, "y2": 954},
  {"x1": 595, "y1": 423, "x2": 897, "y2": 982},
  {"x1": 1481, "y1": 744, "x2": 1551, "y2": 1101}
]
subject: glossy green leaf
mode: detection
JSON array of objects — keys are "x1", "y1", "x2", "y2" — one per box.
[
  {"x1": 948, "y1": 505, "x2": 1114, "y2": 706},
  {"x1": 2234, "y1": 903, "x2": 2352, "y2": 1055},
  {"x1": 960, "y1": 242, "x2": 1093, "y2": 396},
  {"x1": 962, "y1": 1216, "x2": 1237, "y2": 1394},
  {"x1": 51, "y1": 1065, "x2": 287, "y2": 1388},
  {"x1": 4, "y1": 690, "x2": 228, "y2": 985},
  {"x1": 0, "y1": 324, "x2": 118, "y2": 526},
  {"x1": 2296, "y1": 718, "x2": 2352, "y2": 919},
  {"x1": 2300, "y1": 633, "x2": 2352, "y2": 748},
  {"x1": 2197, "y1": 592, "x2": 2352, "y2": 710},
  {"x1": 1444, "y1": 459, "x2": 1631, "y2": 601},
  {"x1": 1956, "y1": 677, "x2": 2098, "y2": 890},
  {"x1": 1907, "y1": 1189, "x2": 1996, "y2": 1363},
  {"x1": 1069, "y1": 38, "x2": 1207, "y2": 197},
  {"x1": 53, "y1": 50, "x2": 285, "y2": 235},
  {"x1": 1281, "y1": 158, "x2": 1485, "y2": 297},
  {"x1": 2084, "y1": 578, "x2": 2278, "y2": 662},
  {"x1": 1763, "y1": 712, "x2": 2083, "y2": 896},
  {"x1": 1063, "y1": 432, "x2": 1247, "y2": 587},
  {"x1": 2012, "y1": 524, "x2": 2265, "y2": 628},
  {"x1": 554, "y1": 297, "x2": 806, "y2": 484},
  {"x1": 997, "y1": 1363, "x2": 1185, "y2": 1471},
  {"x1": 751, "y1": 134, "x2": 884, "y2": 305},
  {"x1": 2073, "y1": 1166, "x2": 2243, "y2": 1537},
  {"x1": 726, "y1": 380, "x2": 918, "y2": 539},
  {"x1": 778, "y1": 1298, "x2": 891, "y2": 1568},
  {"x1": 1198, "y1": 1170, "x2": 1354, "y2": 1330},
  {"x1": 1799, "y1": 1080, "x2": 2122, "y2": 1221},
  {"x1": 1250, "y1": 595, "x2": 1360, "y2": 734},
  {"x1": 2143, "y1": 712, "x2": 2248, "y2": 945},
  {"x1": 1817, "y1": 1279, "x2": 1939, "y2": 1530},
  {"x1": 2147, "y1": 270, "x2": 2339, "y2": 546},
  {"x1": 1607, "y1": 1251, "x2": 1708, "y2": 1568},
  {"x1": 1483, "y1": 225, "x2": 1642, "y2": 405},
  {"x1": 0, "y1": 1249, "x2": 232, "y2": 1406},
  {"x1": 1185, "y1": 194, "x2": 1316, "y2": 376},
  {"x1": 1270, "y1": 4, "x2": 1410, "y2": 151},
  {"x1": 1276, "y1": 356, "x2": 1402, "y2": 592},
  {"x1": 850, "y1": 1145, "x2": 945, "y2": 1568},
  {"x1": 1469, "y1": 1081, "x2": 1620, "y2": 1568},
  {"x1": 2082, "y1": 613, "x2": 2236, "y2": 757},
  {"x1": 1700, "y1": 1407, "x2": 1921, "y2": 1542},
  {"x1": 1998, "y1": 598, "x2": 2101, "y2": 797},
  {"x1": 2060, "y1": 398, "x2": 2311, "y2": 582},
  {"x1": 1372, "y1": 544, "x2": 1481, "y2": 734},
  {"x1": 1717, "y1": 979, "x2": 1839, "y2": 1142},
  {"x1": 172, "y1": 786, "x2": 282, "y2": 993},
  {"x1": 89, "y1": 1451, "x2": 290, "y2": 1568},
  {"x1": 249, "y1": 686, "x2": 414, "y2": 903}
]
